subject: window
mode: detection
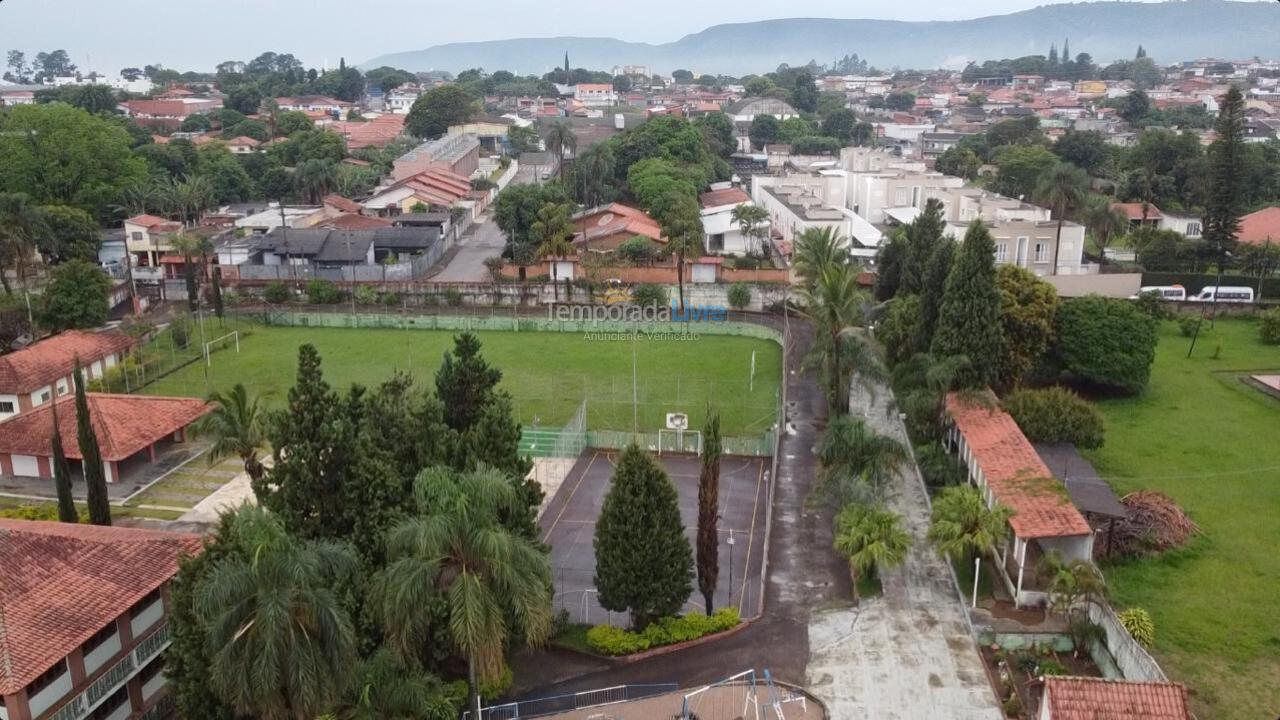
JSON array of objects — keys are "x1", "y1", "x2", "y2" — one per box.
[
  {"x1": 36, "y1": 390, "x2": 51, "y2": 405},
  {"x1": 995, "y1": 243, "x2": 1008, "y2": 262},
  {"x1": 129, "y1": 589, "x2": 162, "y2": 618},
  {"x1": 27, "y1": 659, "x2": 66, "y2": 696},
  {"x1": 1034, "y1": 242, "x2": 1049, "y2": 263},
  {"x1": 893, "y1": 188, "x2": 909, "y2": 206},
  {"x1": 0, "y1": 401, "x2": 14, "y2": 414},
  {"x1": 88, "y1": 686, "x2": 129, "y2": 720},
  {"x1": 130, "y1": 231, "x2": 143, "y2": 242},
  {"x1": 709, "y1": 233, "x2": 724, "y2": 251},
  {"x1": 138, "y1": 657, "x2": 165, "y2": 686},
  {"x1": 1186, "y1": 221, "x2": 1202, "y2": 237},
  {"x1": 82, "y1": 621, "x2": 118, "y2": 654},
  {"x1": 56, "y1": 378, "x2": 69, "y2": 396}
]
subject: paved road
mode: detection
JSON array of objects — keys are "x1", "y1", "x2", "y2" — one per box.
[
  {"x1": 803, "y1": 379, "x2": 1002, "y2": 719},
  {"x1": 430, "y1": 217, "x2": 506, "y2": 283}
]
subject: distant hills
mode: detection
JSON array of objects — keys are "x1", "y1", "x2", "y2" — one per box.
[{"x1": 362, "y1": 1, "x2": 1280, "y2": 76}]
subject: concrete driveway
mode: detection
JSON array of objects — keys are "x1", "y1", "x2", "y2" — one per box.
[
  {"x1": 804, "y1": 381, "x2": 1002, "y2": 720},
  {"x1": 430, "y1": 217, "x2": 506, "y2": 283}
]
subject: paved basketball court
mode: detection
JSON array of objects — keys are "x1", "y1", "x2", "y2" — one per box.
[{"x1": 540, "y1": 449, "x2": 770, "y2": 626}]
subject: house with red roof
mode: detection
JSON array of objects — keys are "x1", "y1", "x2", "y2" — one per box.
[
  {"x1": 122, "y1": 214, "x2": 183, "y2": 278},
  {"x1": 361, "y1": 167, "x2": 477, "y2": 218},
  {"x1": 1039, "y1": 676, "x2": 1192, "y2": 720},
  {"x1": 572, "y1": 203, "x2": 664, "y2": 253},
  {"x1": 0, "y1": 330, "x2": 136, "y2": 421},
  {"x1": 0, "y1": 519, "x2": 201, "y2": 720},
  {"x1": 0, "y1": 393, "x2": 210, "y2": 484},
  {"x1": 945, "y1": 392, "x2": 1094, "y2": 608},
  {"x1": 1236, "y1": 206, "x2": 1280, "y2": 246}
]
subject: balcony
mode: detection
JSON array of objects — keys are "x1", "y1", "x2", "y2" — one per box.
[
  {"x1": 46, "y1": 621, "x2": 170, "y2": 720},
  {"x1": 131, "y1": 266, "x2": 163, "y2": 282}
]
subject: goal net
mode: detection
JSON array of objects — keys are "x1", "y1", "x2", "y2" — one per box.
[
  {"x1": 203, "y1": 331, "x2": 240, "y2": 366},
  {"x1": 658, "y1": 429, "x2": 702, "y2": 455}
]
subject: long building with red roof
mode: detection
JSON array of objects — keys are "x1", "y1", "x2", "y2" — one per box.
[
  {"x1": 945, "y1": 392, "x2": 1094, "y2": 608},
  {"x1": 0, "y1": 330, "x2": 136, "y2": 422},
  {"x1": 0, "y1": 520, "x2": 201, "y2": 720}
]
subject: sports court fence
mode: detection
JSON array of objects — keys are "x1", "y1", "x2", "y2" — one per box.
[{"x1": 460, "y1": 683, "x2": 679, "y2": 720}]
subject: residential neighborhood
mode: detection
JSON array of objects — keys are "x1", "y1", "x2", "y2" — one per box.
[{"x1": 1, "y1": 4, "x2": 1279, "y2": 720}]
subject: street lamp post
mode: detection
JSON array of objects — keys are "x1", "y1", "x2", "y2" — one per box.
[{"x1": 727, "y1": 530, "x2": 736, "y2": 608}]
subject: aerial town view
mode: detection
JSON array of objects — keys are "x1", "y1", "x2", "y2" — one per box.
[{"x1": 1, "y1": 0, "x2": 1279, "y2": 718}]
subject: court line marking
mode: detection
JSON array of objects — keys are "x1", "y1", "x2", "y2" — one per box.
[
  {"x1": 541, "y1": 451, "x2": 601, "y2": 544},
  {"x1": 737, "y1": 459, "x2": 766, "y2": 610}
]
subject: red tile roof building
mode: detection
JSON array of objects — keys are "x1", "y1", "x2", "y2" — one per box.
[
  {"x1": 0, "y1": 394, "x2": 210, "y2": 484},
  {"x1": 1236, "y1": 206, "x2": 1280, "y2": 245},
  {"x1": 0, "y1": 330, "x2": 135, "y2": 420},
  {"x1": 699, "y1": 187, "x2": 752, "y2": 209},
  {"x1": 572, "y1": 203, "x2": 665, "y2": 252},
  {"x1": 1110, "y1": 202, "x2": 1163, "y2": 223},
  {"x1": 1040, "y1": 677, "x2": 1192, "y2": 720},
  {"x1": 0, "y1": 520, "x2": 201, "y2": 719}
]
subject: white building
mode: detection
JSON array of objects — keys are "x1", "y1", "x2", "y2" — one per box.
[
  {"x1": 699, "y1": 186, "x2": 763, "y2": 255},
  {"x1": 572, "y1": 83, "x2": 617, "y2": 108}
]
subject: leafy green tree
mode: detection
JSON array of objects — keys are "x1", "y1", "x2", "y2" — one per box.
[
  {"x1": 1037, "y1": 549, "x2": 1106, "y2": 618},
  {"x1": 791, "y1": 70, "x2": 819, "y2": 113},
  {"x1": 833, "y1": 504, "x2": 910, "y2": 602},
  {"x1": 37, "y1": 204, "x2": 100, "y2": 262},
  {"x1": 330, "y1": 648, "x2": 460, "y2": 720},
  {"x1": 650, "y1": 188, "x2": 704, "y2": 311},
  {"x1": 196, "y1": 505, "x2": 357, "y2": 720},
  {"x1": 295, "y1": 158, "x2": 339, "y2": 203},
  {"x1": 726, "y1": 282, "x2": 752, "y2": 310},
  {"x1": 276, "y1": 110, "x2": 314, "y2": 136},
  {"x1": 928, "y1": 484, "x2": 1012, "y2": 563},
  {"x1": 594, "y1": 444, "x2": 694, "y2": 629},
  {"x1": 435, "y1": 332, "x2": 502, "y2": 432},
  {"x1": 821, "y1": 108, "x2": 858, "y2": 143},
  {"x1": 901, "y1": 199, "x2": 946, "y2": 294},
  {"x1": 991, "y1": 145, "x2": 1060, "y2": 199},
  {"x1": 1034, "y1": 162, "x2": 1089, "y2": 274},
  {"x1": 931, "y1": 221, "x2": 1003, "y2": 387},
  {"x1": 696, "y1": 411, "x2": 722, "y2": 615},
  {"x1": 873, "y1": 231, "x2": 907, "y2": 301},
  {"x1": 226, "y1": 84, "x2": 262, "y2": 115},
  {"x1": 1003, "y1": 386, "x2": 1105, "y2": 449},
  {"x1": 269, "y1": 128, "x2": 347, "y2": 166},
  {"x1": 936, "y1": 147, "x2": 981, "y2": 180},
  {"x1": 167, "y1": 512, "x2": 237, "y2": 720},
  {"x1": 748, "y1": 115, "x2": 781, "y2": 150},
  {"x1": 405, "y1": 85, "x2": 478, "y2": 139},
  {"x1": 694, "y1": 111, "x2": 735, "y2": 158},
  {"x1": 1053, "y1": 295, "x2": 1157, "y2": 393},
  {"x1": 1118, "y1": 89, "x2": 1151, "y2": 123},
  {"x1": 730, "y1": 204, "x2": 769, "y2": 255},
  {"x1": 494, "y1": 181, "x2": 569, "y2": 247},
  {"x1": 196, "y1": 383, "x2": 268, "y2": 482},
  {"x1": 211, "y1": 265, "x2": 225, "y2": 319},
  {"x1": 566, "y1": 142, "x2": 616, "y2": 208},
  {"x1": 73, "y1": 366, "x2": 110, "y2": 525},
  {"x1": 1202, "y1": 85, "x2": 1247, "y2": 271},
  {"x1": 876, "y1": 293, "x2": 921, "y2": 366},
  {"x1": 0, "y1": 192, "x2": 48, "y2": 295},
  {"x1": 171, "y1": 232, "x2": 210, "y2": 311},
  {"x1": 995, "y1": 265, "x2": 1059, "y2": 389},
  {"x1": 50, "y1": 402, "x2": 77, "y2": 523},
  {"x1": 1052, "y1": 130, "x2": 1111, "y2": 174},
  {"x1": 195, "y1": 145, "x2": 256, "y2": 204},
  {"x1": 816, "y1": 416, "x2": 908, "y2": 506},
  {"x1": 374, "y1": 466, "x2": 551, "y2": 715},
  {"x1": 41, "y1": 259, "x2": 111, "y2": 330}
]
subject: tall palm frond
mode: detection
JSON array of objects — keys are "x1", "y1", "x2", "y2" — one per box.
[
  {"x1": 927, "y1": 484, "x2": 1012, "y2": 562},
  {"x1": 193, "y1": 383, "x2": 268, "y2": 481}
]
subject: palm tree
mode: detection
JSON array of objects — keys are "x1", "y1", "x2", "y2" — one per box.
[
  {"x1": 1037, "y1": 549, "x2": 1106, "y2": 620},
  {"x1": 833, "y1": 503, "x2": 910, "y2": 603},
  {"x1": 116, "y1": 182, "x2": 162, "y2": 218},
  {"x1": 160, "y1": 175, "x2": 215, "y2": 226},
  {"x1": 0, "y1": 192, "x2": 47, "y2": 295},
  {"x1": 295, "y1": 159, "x2": 339, "y2": 204},
  {"x1": 260, "y1": 98, "x2": 281, "y2": 139},
  {"x1": 170, "y1": 232, "x2": 212, "y2": 311},
  {"x1": 730, "y1": 204, "x2": 770, "y2": 255},
  {"x1": 531, "y1": 202, "x2": 577, "y2": 300},
  {"x1": 800, "y1": 262, "x2": 872, "y2": 414},
  {"x1": 816, "y1": 416, "x2": 908, "y2": 506},
  {"x1": 792, "y1": 226, "x2": 849, "y2": 290},
  {"x1": 1080, "y1": 195, "x2": 1128, "y2": 260},
  {"x1": 194, "y1": 383, "x2": 268, "y2": 482},
  {"x1": 372, "y1": 466, "x2": 552, "y2": 717},
  {"x1": 327, "y1": 649, "x2": 459, "y2": 720},
  {"x1": 1034, "y1": 162, "x2": 1089, "y2": 275},
  {"x1": 927, "y1": 484, "x2": 1012, "y2": 564},
  {"x1": 569, "y1": 143, "x2": 615, "y2": 208},
  {"x1": 195, "y1": 505, "x2": 357, "y2": 720},
  {"x1": 544, "y1": 121, "x2": 576, "y2": 181}
]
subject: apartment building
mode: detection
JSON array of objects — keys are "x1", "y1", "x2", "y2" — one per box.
[{"x1": 0, "y1": 521, "x2": 202, "y2": 720}]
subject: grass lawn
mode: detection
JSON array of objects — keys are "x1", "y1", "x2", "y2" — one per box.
[
  {"x1": 141, "y1": 324, "x2": 782, "y2": 438},
  {"x1": 1084, "y1": 316, "x2": 1280, "y2": 719},
  {"x1": 0, "y1": 496, "x2": 185, "y2": 522}
]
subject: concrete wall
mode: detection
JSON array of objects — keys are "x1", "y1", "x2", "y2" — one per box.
[
  {"x1": 1043, "y1": 273, "x2": 1143, "y2": 298},
  {"x1": 1088, "y1": 602, "x2": 1169, "y2": 682}
]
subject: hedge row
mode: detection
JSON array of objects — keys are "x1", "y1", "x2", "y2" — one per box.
[{"x1": 585, "y1": 607, "x2": 741, "y2": 656}]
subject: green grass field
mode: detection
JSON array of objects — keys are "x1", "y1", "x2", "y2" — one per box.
[
  {"x1": 142, "y1": 324, "x2": 782, "y2": 438},
  {"x1": 1085, "y1": 317, "x2": 1280, "y2": 719}
]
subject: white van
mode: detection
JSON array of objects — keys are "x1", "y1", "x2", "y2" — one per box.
[
  {"x1": 1133, "y1": 285, "x2": 1187, "y2": 301},
  {"x1": 1187, "y1": 285, "x2": 1255, "y2": 303}
]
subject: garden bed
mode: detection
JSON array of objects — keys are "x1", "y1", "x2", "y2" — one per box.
[{"x1": 979, "y1": 640, "x2": 1103, "y2": 718}]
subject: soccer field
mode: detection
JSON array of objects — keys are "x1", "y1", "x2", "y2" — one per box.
[{"x1": 143, "y1": 323, "x2": 783, "y2": 438}]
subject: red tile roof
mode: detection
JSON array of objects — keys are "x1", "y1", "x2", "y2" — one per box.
[
  {"x1": 0, "y1": 520, "x2": 202, "y2": 694},
  {"x1": 329, "y1": 114, "x2": 406, "y2": 149},
  {"x1": 322, "y1": 194, "x2": 363, "y2": 214},
  {"x1": 125, "y1": 214, "x2": 173, "y2": 229},
  {"x1": 573, "y1": 203, "x2": 664, "y2": 245},
  {"x1": 1111, "y1": 202, "x2": 1163, "y2": 221},
  {"x1": 0, "y1": 330, "x2": 135, "y2": 395},
  {"x1": 225, "y1": 135, "x2": 261, "y2": 147},
  {"x1": 1236, "y1": 206, "x2": 1280, "y2": 245},
  {"x1": 699, "y1": 187, "x2": 751, "y2": 209},
  {"x1": 945, "y1": 393, "x2": 1091, "y2": 539},
  {"x1": 0, "y1": 394, "x2": 211, "y2": 462},
  {"x1": 1043, "y1": 677, "x2": 1192, "y2": 720}
]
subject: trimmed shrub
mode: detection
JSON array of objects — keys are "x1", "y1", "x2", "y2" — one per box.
[
  {"x1": 1178, "y1": 316, "x2": 1199, "y2": 337},
  {"x1": 353, "y1": 285, "x2": 378, "y2": 305},
  {"x1": 726, "y1": 282, "x2": 752, "y2": 310},
  {"x1": 585, "y1": 608, "x2": 740, "y2": 656},
  {"x1": 1119, "y1": 607, "x2": 1156, "y2": 647},
  {"x1": 443, "y1": 288, "x2": 464, "y2": 306},
  {"x1": 1002, "y1": 387, "x2": 1105, "y2": 449},
  {"x1": 306, "y1": 279, "x2": 343, "y2": 304},
  {"x1": 631, "y1": 283, "x2": 668, "y2": 307},
  {"x1": 615, "y1": 236, "x2": 658, "y2": 264},
  {"x1": 477, "y1": 664, "x2": 513, "y2": 701},
  {"x1": 263, "y1": 281, "x2": 291, "y2": 304},
  {"x1": 1260, "y1": 307, "x2": 1280, "y2": 345},
  {"x1": 1054, "y1": 295, "x2": 1158, "y2": 394}
]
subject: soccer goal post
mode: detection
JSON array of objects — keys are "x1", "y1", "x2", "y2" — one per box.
[
  {"x1": 204, "y1": 331, "x2": 240, "y2": 366},
  {"x1": 658, "y1": 429, "x2": 702, "y2": 455}
]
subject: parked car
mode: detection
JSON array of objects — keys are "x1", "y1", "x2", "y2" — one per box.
[
  {"x1": 1187, "y1": 285, "x2": 1255, "y2": 303},
  {"x1": 1131, "y1": 285, "x2": 1186, "y2": 301}
]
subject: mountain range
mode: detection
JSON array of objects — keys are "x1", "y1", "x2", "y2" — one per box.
[{"x1": 362, "y1": 1, "x2": 1280, "y2": 75}]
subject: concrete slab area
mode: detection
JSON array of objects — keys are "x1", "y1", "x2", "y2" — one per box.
[{"x1": 803, "y1": 382, "x2": 1002, "y2": 720}]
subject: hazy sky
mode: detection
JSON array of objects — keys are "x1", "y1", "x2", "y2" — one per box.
[{"x1": 0, "y1": 0, "x2": 1270, "y2": 74}]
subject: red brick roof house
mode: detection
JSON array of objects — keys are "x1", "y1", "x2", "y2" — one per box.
[
  {"x1": 1039, "y1": 677, "x2": 1192, "y2": 720},
  {"x1": 1236, "y1": 206, "x2": 1280, "y2": 245},
  {"x1": 1110, "y1": 202, "x2": 1163, "y2": 230},
  {"x1": 0, "y1": 330, "x2": 136, "y2": 421},
  {"x1": 0, "y1": 394, "x2": 210, "y2": 484},
  {"x1": 572, "y1": 203, "x2": 665, "y2": 253},
  {"x1": 945, "y1": 392, "x2": 1094, "y2": 608},
  {"x1": 0, "y1": 519, "x2": 201, "y2": 720}
]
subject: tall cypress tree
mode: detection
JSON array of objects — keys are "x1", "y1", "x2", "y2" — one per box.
[
  {"x1": 211, "y1": 266, "x2": 225, "y2": 320},
  {"x1": 594, "y1": 444, "x2": 693, "y2": 629},
  {"x1": 435, "y1": 333, "x2": 501, "y2": 432},
  {"x1": 913, "y1": 240, "x2": 956, "y2": 355},
  {"x1": 900, "y1": 199, "x2": 946, "y2": 295},
  {"x1": 931, "y1": 221, "x2": 1003, "y2": 387},
  {"x1": 74, "y1": 365, "x2": 111, "y2": 526},
  {"x1": 1202, "y1": 85, "x2": 1246, "y2": 272},
  {"x1": 50, "y1": 402, "x2": 78, "y2": 523},
  {"x1": 696, "y1": 411, "x2": 723, "y2": 615}
]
